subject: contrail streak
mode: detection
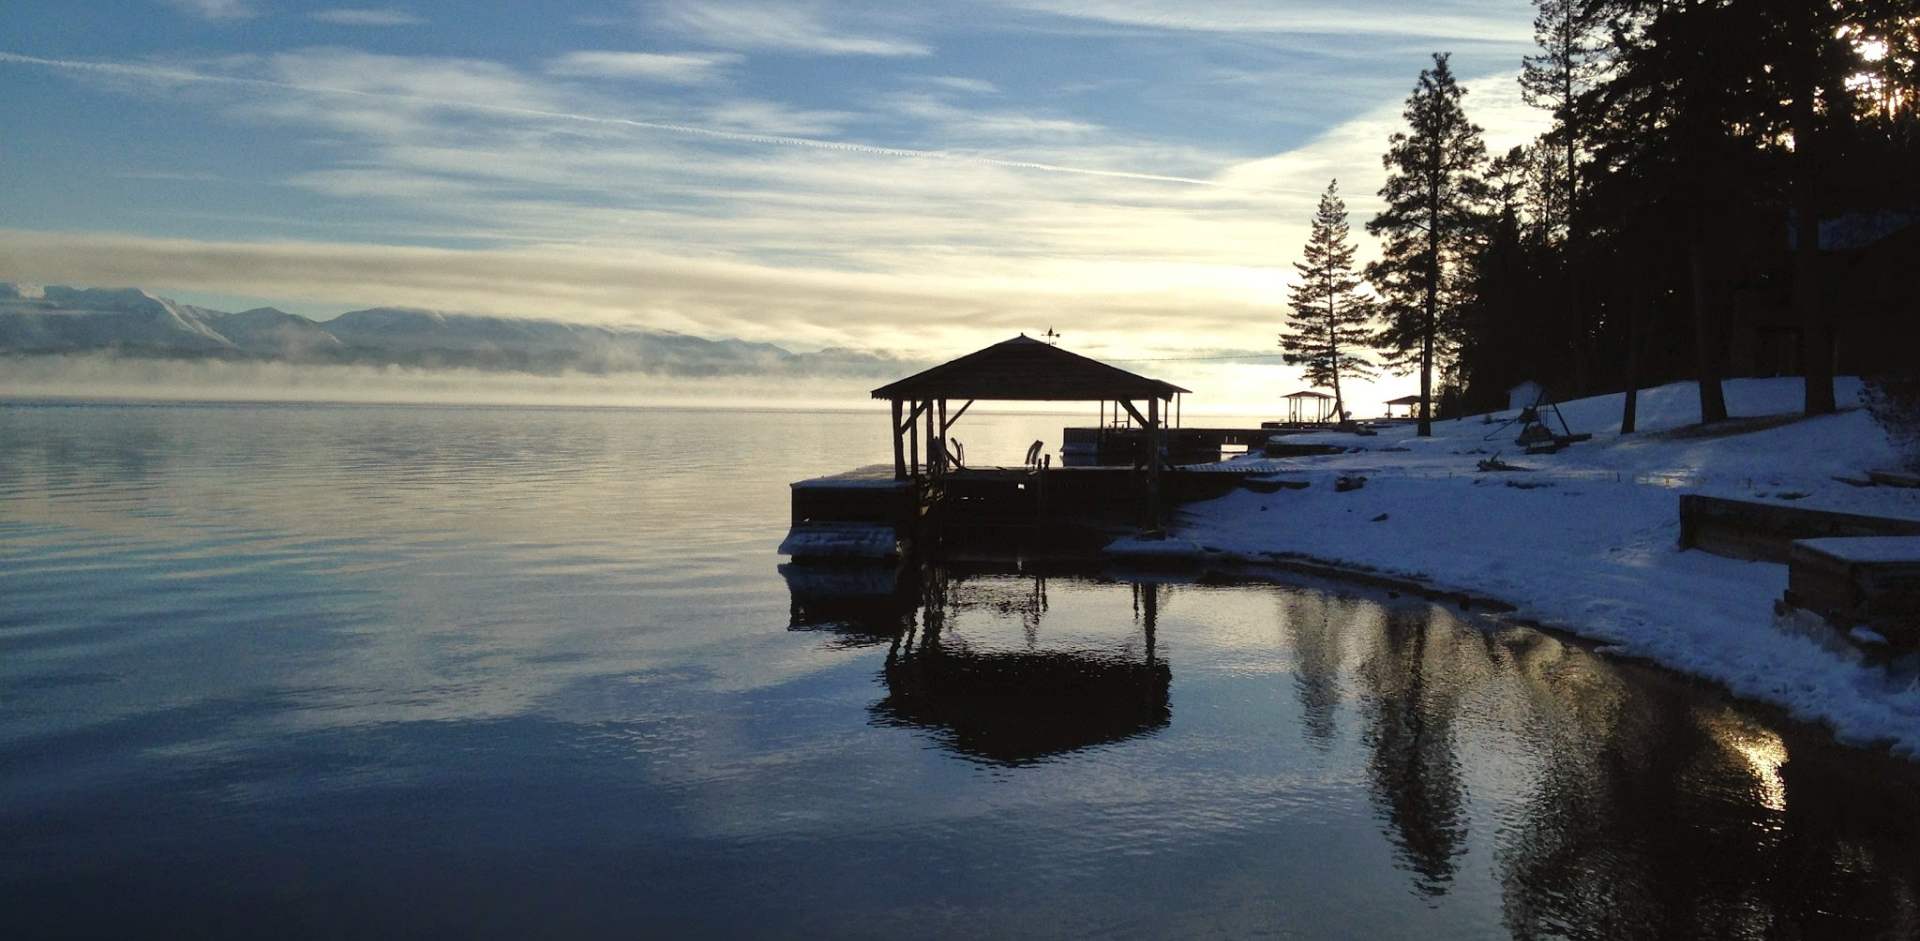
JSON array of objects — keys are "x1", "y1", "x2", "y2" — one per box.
[{"x1": 0, "y1": 51, "x2": 1229, "y2": 188}]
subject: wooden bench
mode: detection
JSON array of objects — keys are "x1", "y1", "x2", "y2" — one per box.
[
  {"x1": 1678, "y1": 494, "x2": 1920, "y2": 563},
  {"x1": 1786, "y1": 537, "x2": 1920, "y2": 646}
]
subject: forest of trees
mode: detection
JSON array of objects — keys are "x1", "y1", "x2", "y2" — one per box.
[{"x1": 1281, "y1": 0, "x2": 1919, "y2": 436}]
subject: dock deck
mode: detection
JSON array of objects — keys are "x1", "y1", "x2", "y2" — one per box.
[{"x1": 785, "y1": 458, "x2": 1269, "y2": 560}]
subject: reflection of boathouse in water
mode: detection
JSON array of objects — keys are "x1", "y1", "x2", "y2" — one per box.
[
  {"x1": 782, "y1": 562, "x2": 1171, "y2": 765},
  {"x1": 782, "y1": 562, "x2": 1920, "y2": 932}
]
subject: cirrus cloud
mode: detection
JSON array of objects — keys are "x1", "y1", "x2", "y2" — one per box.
[{"x1": 546, "y1": 50, "x2": 743, "y2": 85}]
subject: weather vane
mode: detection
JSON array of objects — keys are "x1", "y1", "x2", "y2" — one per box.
[{"x1": 1042, "y1": 327, "x2": 1062, "y2": 346}]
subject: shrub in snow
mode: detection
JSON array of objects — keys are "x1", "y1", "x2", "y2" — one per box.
[{"x1": 1862, "y1": 374, "x2": 1920, "y2": 471}]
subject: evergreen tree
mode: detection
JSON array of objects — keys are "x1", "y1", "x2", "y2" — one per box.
[
  {"x1": 1281, "y1": 180, "x2": 1376, "y2": 422},
  {"x1": 1367, "y1": 53, "x2": 1489, "y2": 437},
  {"x1": 1455, "y1": 146, "x2": 1540, "y2": 412},
  {"x1": 1519, "y1": 0, "x2": 1612, "y2": 245},
  {"x1": 1520, "y1": 0, "x2": 1614, "y2": 398},
  {"x1": 1588, "y1": 0, "x2": 1762, "y2": 424}
]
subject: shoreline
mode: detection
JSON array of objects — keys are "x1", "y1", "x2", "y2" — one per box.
[
  {"x1": 1103, "y1": 537, "x2": 1920, "y2": 761},
  {"x1": 1094, "y1": 377, "x2": 1920, "y2": 758}
]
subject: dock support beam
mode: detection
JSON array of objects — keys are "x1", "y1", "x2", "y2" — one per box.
[
  {"x1": 1147, "y1": 396, "x2": 1162, "y2": 530},
  {"x1": 936, "y1": 399, "x2": 948, "y2": 474},
  {"x1": 891, "y1": 399, "x2": 906, "y2": 480}
]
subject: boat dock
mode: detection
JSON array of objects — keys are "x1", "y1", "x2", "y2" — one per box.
[{"x1": 781, "y1": 336, "x2": 1278, "y2": 560}]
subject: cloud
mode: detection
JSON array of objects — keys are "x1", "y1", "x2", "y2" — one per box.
[
  {"x1": 160, "y1": 0, "x2": 255, "y2": 20},
  {"x1": 307, "y1": 8, "x2": 427, "y2": 26},
  {"x1": 114, "y1": 169, "x2": 225, "y2": 182},
  {"x1": 546, "y1": 50, "x2": 742, "y2": 85},
  {"x1": 991, "y1": 0, "x2": 1534, "y2": 44},
  {"x1": 0, "y1": 228, "x2": 1291, "y2": 355},
  {"x1": 881, "y1": 92, "x2": 1100, "y2": 140},
  {"x1": 702, "y1": 99, "x2": 857, "y2": 136},
  {"x1": 1213, "y1": 69, "x2": 1546, "y2": 200},
  {"x1": 0, "y1": 51, "x2": 1219, "y2": 187},
  {"x1": 916, "y1": 75, "x2": 998, "y2": 96},
  {"x1": 259, "y1": 48, "x2": 563, "y2": 113},
  {"x1": 0, "y1": 41, "x2": 1545, "y2": 408},
  {"x1": 652, "y1": 1, "x2": 932, "y2": 57}
]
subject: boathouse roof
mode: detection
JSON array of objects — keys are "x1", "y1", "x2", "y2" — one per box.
[{"x1": 871, "y1": 335, "x2": 1189, "y2": 402}]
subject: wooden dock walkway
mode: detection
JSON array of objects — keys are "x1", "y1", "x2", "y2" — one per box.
[{"x1": 783, "y1": 460, "x2": 1265, "y2": 560}]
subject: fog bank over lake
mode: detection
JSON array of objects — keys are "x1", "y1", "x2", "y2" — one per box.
[
  {"x1": 0, "y1": 355, "x2": 891, "y2": 411},
  {"x1": 0, "y1": 353, "x2": 1414, "y2": 417}
]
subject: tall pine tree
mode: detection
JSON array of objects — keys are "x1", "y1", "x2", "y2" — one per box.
[
  {"x1": 1367, "y1": 53, "x2": 1489, "y2": 437},
  {"x1": 1281, "y1": 180, "x2": 1375, "y2": 422},
  {"x1": 1519, "y1": 0, "x2": 1613, "y2": 398},
  {"x1": 1519, "y1": 0, "x2": 1611, "y2": 244}
]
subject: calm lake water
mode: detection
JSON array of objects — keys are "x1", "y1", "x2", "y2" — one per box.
[{"x1": 4, "y1": 400, "x2": 1920, "y2": 939}]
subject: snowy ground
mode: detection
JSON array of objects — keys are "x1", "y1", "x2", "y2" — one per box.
[{"x1": 1130, "y1": 377, "x2": 1920, "y2": 756}]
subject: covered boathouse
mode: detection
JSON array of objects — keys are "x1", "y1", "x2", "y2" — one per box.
[
  {"x1": 870, "y1": 334, "x2": 1188, "y2": 483},
  {"x1": 782, "y1": 335, "x2": 1205, "y2": 560}
]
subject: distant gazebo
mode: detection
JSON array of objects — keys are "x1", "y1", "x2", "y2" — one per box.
[
  {"x1": 1282, "y1": 390, "x2": 1336, "y2": 425},
  {"x1": 1384, "y1": 394, "x2": 1423, "y2": 419}
]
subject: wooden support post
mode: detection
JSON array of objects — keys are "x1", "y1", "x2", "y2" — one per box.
[
  {"x1": 937, "y1": 399, "x2": 948, "y2": 474},
  {"x1": 1147, "y1": 396, "x2": 1163, "y2": 530},
  {"x1": 891, "y1": 399, "x2": 906, "y2": 480},
  {"x1": 909, "y1": 399, "x2": 920, "y2": 478},
  {"x1": 925, "y1": 400, "x2": 937, "y2": 479}
]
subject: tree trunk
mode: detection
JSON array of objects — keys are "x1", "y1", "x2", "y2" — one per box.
[
  {"x1": 1791, "y1": 29, "x2": 1836, "y2": 416},
  {"x1": 1420, "y1": 301, "x2": 1435, "y2": 436},
  {"x1": 1688, "y1": 227, "x2": 1729, "y2": 423},
  {"x1": 1327, "y1": 304, "x2": 1345, "y2": 423},
  {"x1": 1420, "y1": 191, "x2": 1439, "y2": 438},
  {"x1": 1621, "y1": 295, "x2": 1641, "y2": 434}
]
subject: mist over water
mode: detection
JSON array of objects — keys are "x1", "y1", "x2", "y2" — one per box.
[
  {"x1": 3, "y1": 401, "x2": 1917, "y2": 938},
  {"x1": 0, "y1": 353, "x2": 1414, "y2": 419},
  {"x1": 0, "y1": 354, "x2": 889, "y2": 411}
]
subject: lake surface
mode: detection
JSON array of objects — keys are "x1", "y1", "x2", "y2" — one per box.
[{"x1": 4, "y1": 400, "x2": 1920, "y2": 939}]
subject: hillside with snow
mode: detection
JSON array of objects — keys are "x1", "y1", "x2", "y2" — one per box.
[
  {"x1": 1130, "y1": 377, "x2": 1920, "y2": 756},
  {"x1": 0, "y1": 283, "x2": 912, "y2": 379}
]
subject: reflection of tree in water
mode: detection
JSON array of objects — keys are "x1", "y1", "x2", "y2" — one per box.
[
  {"x1": 1278, "y1": 587, "x2": 1362, "y2": 751},
  {"x1": 1491, "y1": 629, "x2": 1920, "y2": 939},
  {"x1": 1355, "y1": 603, "x2": 1491, "y2": 899},
  {"x1": 869, "y1": 574, "x2": 1170, "y2": 767}
]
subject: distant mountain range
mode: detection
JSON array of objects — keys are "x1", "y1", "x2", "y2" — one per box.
[{"x1": 0, "y1": 283, "x2": 916, "y2": 378}]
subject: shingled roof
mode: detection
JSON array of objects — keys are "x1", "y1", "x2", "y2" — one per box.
[{"x1": 871, "y1": 335, "x2": 1189, "y2": 402}]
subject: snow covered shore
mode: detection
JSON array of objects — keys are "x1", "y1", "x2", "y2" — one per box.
[{"x1": 1132, "y1": 377, "x2": 1920, "y2": 755}]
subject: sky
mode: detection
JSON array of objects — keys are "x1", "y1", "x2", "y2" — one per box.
[{"x1": 0, "y1": 0, "x2": 1548, "y2": 411}]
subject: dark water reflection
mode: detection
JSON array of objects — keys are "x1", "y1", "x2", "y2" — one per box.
[
  {"x1": 5, "y1": 401, "x2": 1920, "y2": 938},
  {"x1": 785, "y1": 559, "x2": 1920, "y2": 938}
]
